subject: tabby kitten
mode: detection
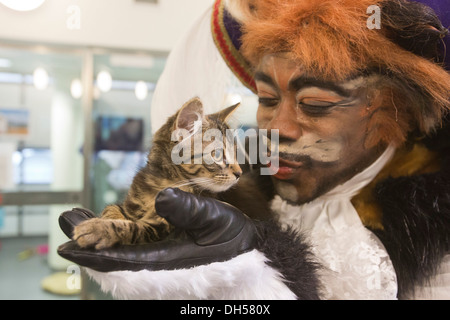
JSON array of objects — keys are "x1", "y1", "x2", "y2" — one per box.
[{"x1": 73, "y1": 97, "x2": 245, "y2": 249}]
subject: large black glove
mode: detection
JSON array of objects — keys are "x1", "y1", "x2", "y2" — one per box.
[{"x1": 57, "y1": 188, "x2": 257, "y2": 272}]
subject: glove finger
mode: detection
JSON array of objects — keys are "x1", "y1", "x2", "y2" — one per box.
[
  {"x1": 155, "y1": 187, "x2": 202, "y2": 228},
  {"x1": 155, "y1": 187, "x2": 254, "y2": 246},
  {"x1": 57, "y1": 240, "x2": 183, "y2": 272},
  {"x1": 59, "y1": 208, "x2": 96, "y2": 239},
  {"x1": 155, "y1": 187, "x2": 238, "y2": 228},
  {"x1": 57, "y1": 230, "x2": 253, "y2": 273}
]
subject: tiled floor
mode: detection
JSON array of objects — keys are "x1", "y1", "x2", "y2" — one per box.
[{"x1": 0, "y1": 236, "x2": 80, "y2": 300}]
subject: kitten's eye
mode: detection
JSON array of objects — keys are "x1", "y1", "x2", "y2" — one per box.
[{"x1": 211, "y1": 149, "x2": 223, "y2": 163}]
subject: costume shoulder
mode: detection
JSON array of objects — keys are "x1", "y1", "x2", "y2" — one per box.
[{"x1": 373, "y1": 118, "x2": 450, "y2": 298}]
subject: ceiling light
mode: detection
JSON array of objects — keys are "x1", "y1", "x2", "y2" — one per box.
[
  {"x1": 70, "y1": 78, "x2": 83, "y2": 99},
  {"x1": 135, "y1": 81, "x2": 148, "y2": 101},
  {"x1": 0, "y1": 0, "x2": 46, "y2": 12},
  {"x1": 33, "y1": 67, "x2": 49, "y2": 90},
  {"x1": 96, "y1": 71, "x2": 112, "y2": 93}
]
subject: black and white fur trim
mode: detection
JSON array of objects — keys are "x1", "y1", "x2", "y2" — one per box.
[
  {"x1": 373, "y1": 123, "x2": 450, "y2": 298},
  {"x1": 84, "y1": 221, "x2": 321, "y2": 300},
  {"x1": 374, "y1": 160, "x2": 450, "y2": 298},
  {"x1": 85, "y1": 249, "x2": 297, "y2": 300},
  {"x1": 254, "y1": 220, "x2": 322, "y2": 300}
]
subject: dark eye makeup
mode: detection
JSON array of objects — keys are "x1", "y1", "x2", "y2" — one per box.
[{"x1": 258, "y1": 97, "x2": 279, "y2": 107}]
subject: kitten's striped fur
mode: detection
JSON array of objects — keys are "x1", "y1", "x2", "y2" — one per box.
[{"x1": 73, "y1": 97, "x2": 245, "y2": 249}]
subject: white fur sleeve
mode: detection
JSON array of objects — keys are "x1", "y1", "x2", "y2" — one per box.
[{"x1": 85, "y1": 249, "x2": 297, "y2": 300}]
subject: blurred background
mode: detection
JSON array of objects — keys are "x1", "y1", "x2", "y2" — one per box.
[{"x1": 0, "y1": 0, "x2": 258, "y2": 300}]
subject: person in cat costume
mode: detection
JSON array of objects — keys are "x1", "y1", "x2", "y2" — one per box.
[{"x1": 58, "y1": 0, "x2": 450, "y2": 299}]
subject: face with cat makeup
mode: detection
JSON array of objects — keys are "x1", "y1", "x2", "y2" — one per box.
[{"x1": 255, "y1": 53, "x2": 388, "y2": 204}]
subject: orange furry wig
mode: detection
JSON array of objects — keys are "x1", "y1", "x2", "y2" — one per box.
[{"x1": 229, "y1": 0, "x2": 450, "y2": 146}]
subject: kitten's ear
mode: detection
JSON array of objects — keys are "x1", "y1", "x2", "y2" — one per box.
[
  {"x1": 216, "y1": 102, "x2": 240, "y2": 123},
  {"x1": 175, "y1": 97, "x2": 204, "y2": 132}
]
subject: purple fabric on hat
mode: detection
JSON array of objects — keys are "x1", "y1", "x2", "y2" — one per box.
[
  {"x1": 223, "y1": 7, "x2": 243, "y2": 50},
  {"x1": 416, "y1": 0, "x2": 450, "y2": 69}
]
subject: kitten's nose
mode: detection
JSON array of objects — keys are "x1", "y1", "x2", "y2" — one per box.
[{"x1": 233, "y1": 171, "x2": 242, "y2": 179}]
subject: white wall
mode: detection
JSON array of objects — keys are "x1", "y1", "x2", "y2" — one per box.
[{"x1": 0, "y1": 0, "x2": 214, "y2": 52}]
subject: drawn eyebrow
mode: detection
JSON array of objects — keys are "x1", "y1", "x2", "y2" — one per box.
[
  {"x1": 254, "y1": 71, "x2": 277, "y2": 88},
  {"x1": 254, "y1": 71, "x2": 352, "y2": 98},
  {"x1": 289, "y1": 77, "x2": 352, "y2": 97}
]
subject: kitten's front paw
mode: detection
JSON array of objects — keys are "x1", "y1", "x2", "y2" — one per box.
[{"x1": 73, "y1": 218, "x2": 118, "y2": 250}]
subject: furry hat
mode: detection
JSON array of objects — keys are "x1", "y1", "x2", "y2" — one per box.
[
  {"x1": 418, "y1": 0, "x2": 450, "y2": 69},
  {"x1": 221, "y1": 0, "x2": 450, "y2": 146}
]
